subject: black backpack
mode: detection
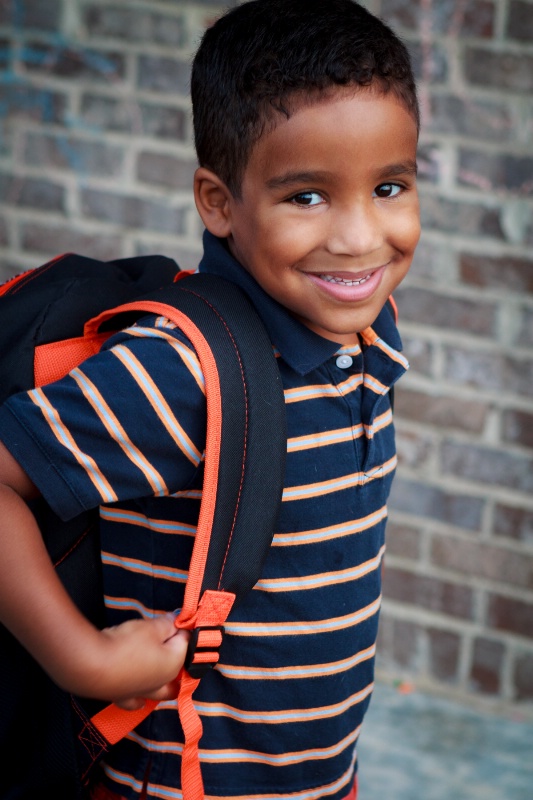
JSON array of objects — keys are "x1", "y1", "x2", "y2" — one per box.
[{"x1": 0, "y1": 253, "x2": 287, "y2": 799}]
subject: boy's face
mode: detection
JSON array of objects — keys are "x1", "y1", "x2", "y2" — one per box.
[{"x1": 225, "y1": 88, "x2": 420, "y2": 344}]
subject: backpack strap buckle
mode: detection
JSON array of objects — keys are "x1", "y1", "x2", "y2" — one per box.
[{"x1": 184, "y1": 625, "x2": 225, "y2": 679}]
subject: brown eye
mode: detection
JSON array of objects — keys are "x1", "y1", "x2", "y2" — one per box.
[
  {"x1": 373, "y1": 183, "x2": 401, "y2": 198},
  {"x1": 290, "y1": 192, "x2": 323, "y2": 206}
]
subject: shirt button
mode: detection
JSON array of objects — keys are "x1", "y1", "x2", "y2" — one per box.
[{"x1": 336, "y1": 354, "x2": 353, "y2": 369}]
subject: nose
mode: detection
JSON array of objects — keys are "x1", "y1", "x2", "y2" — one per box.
[{"x1": 327, "y1": 200, "x2": 384, "y2": 257}]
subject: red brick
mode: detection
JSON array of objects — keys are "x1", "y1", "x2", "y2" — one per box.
[
  {"x1": 459, "y1": 150, "x2": 533, "y2": 196},
  {"x1": 383, "y1": 567, "x2": 474, "y2": 619},
  {"x1": 464, "y1": 48, "x2": 533, "y2": 93},
  {"x1": 81, "y1": 188, "x2": 187, "y2": 235},
  {"x1": 427, "y1": 628, "x2": 461, "y2": 682},
  {"x1": 460, "y1": 253, "x2": 533, "y2": 294},
  {"x1": 135, "y1": 242, "x2": 201, "y2": 273},
  {"x1": 417, "y1": 192, "x2": 504, "y2": 241},
  {"x1": 487, "y1": 594, "x2": 533, "y2": 638},
  {"x1": 85, "y1": 6, "x2": 186, "y2": 45},
  {"x1": 502, "y1": 409, "x2": 533, "y2": 450},
  {"x1": 394, "y1": 389, "x2": 487, "y2": 433},
  {"x1": 493, "y1": 504, "x2": 533, "y2": 545},
  {"x1": 441, "y1": 440, "x2": 533, "y2": 494},
  {"x1": 427, "y1": 94, "x2": 514, "y2": 143},
  {"x1": 394, "y1": 429, "x2": 433, "y2": 470},
  {"x1": 389, "y1": 477, "x2": 484, "y2": 532},
  {"x1": 394, "y1": 285, "x2": 496, "y2": 336},
  {"x1": 0, "y1": 0, "x2": 62, "y2": 31},
  {"x1": 24, "y1": 132, "x2": 125, "y2": 177},
  {"x1": 444, "y1": 346, "x2": 533, "y2": 400},
  {"x1": 21, "y1": 223, "x2": 123, "y2": 262},
  {"x1": 0, "y1": 174, "x2": 65, "y2": 213},
  {"x1": 23, "y1": 43, "x2": 125, "y2": 83},
  {"x1": 431, "y1": 533, "x2": 533, "y2": 590},
  {"x1": 137, "y1": 55, "x2": 190, "y2": 95},
  {"x1": 513, "y1": 651, "x2": 533, "y2": 700},
  {"x1": 81, "y1": 94, "x2": 187, "y2": 141},
  {"x1": 0, "y1": 85, "x2": 67, "y2": 125},
  {"x1": 384, "y1": 522, "x2": 421, "y2": 561},
  {"x1": 507, "y1": 0, "x2": 533, "y2": 42},
  {"x1": 469, "y1": 637, "x2": 504, "y2": 695},
  {"x1": 137, "y1": 152, "x2": 197, "y2": 190}
]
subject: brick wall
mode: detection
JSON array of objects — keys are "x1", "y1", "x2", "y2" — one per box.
[{"x1": 1, "y1": 0, "x2": 532, "y2": 716}]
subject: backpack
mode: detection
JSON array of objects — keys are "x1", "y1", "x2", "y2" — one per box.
[{"x1": 0, "y1": 253, "x2": 287, "y2": 800}]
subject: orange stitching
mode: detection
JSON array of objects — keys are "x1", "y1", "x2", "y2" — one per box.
[
  {"x1": 1, "y1": 253, "x2": 70, "y2": 296},
  {"x1": 53, "y1": 519, "x2": 97, "y2": 568}
]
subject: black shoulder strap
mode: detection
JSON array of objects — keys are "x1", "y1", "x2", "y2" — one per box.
[
  {"x1": 103, "y1": 272, "x2": 287, "y2": 602},
  {"x1": 161, "y1": 273, "x2": 287, "y2": 598}
]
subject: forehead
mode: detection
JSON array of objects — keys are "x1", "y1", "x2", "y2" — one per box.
[{"x1": 242, "y1": 87, "x2": 418, "y2": 188}]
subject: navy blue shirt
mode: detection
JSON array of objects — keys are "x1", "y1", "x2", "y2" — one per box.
[{"x1": 0, "y1": 231, "x2": 408, "y2": 799}]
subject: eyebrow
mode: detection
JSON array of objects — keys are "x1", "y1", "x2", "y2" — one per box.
[
  {"x1": 375, "y1": 160, "x2": 418, "y2": 180},
  {"x1": 265, "y1": 171, "x2": 333, "y2": 190},
  {"x1": 265, "y1": 161, "x2": 418, "y2": 191}
]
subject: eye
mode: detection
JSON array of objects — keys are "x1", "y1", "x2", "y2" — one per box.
[
  {"x1": 288, "y1": 191, "x2": 324, "y2": 207},
  {"x1": 373, "y1": 183, "x2": 402, "y2": 199}
]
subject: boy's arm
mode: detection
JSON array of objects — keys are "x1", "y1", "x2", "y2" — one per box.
[{"x1": 0, "y1": 440, "x2": 188, "y2": 706}]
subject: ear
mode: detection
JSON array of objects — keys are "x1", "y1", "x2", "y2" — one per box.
[{"x1": 194, "y1": 167, "x2": 233, "y2": 238}]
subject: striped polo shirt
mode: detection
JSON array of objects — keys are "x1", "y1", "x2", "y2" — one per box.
[{"x1": 0, "y1": 231, "x2": 408, "y2": 800}]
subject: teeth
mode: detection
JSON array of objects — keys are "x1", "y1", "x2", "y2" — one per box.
[{"x1": 321, "y1": 273, "x2": 371, "y2": 286}]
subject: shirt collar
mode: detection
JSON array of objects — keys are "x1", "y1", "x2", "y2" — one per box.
[{"x1": 198, "y1": 230, "x2": 403, "y2": 375}]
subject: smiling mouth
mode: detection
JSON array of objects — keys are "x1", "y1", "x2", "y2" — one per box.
[{"x1": 320, "y1": 273, "x2": 372, "y2": 286}]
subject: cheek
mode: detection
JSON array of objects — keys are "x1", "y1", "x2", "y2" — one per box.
[
  {"x1": 392, "y1": 209, "x2": 421, "y2": 253},
  {"x1": 256, "y1": 223, "x2": 305, "y2": 269}
]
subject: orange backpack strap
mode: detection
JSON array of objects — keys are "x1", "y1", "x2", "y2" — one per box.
[{"x1": 84, "y1": 274, "x2": 287, "y2": 799}]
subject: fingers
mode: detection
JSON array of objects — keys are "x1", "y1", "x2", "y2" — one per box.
[
  {"x1": 164, "y1": 626, "x2": 190, "y2": 655},
  {"x1": 104, "y1": 623, "x2": 190, "y2": 708}
]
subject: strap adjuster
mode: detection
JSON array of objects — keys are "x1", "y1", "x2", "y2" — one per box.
[{"x1": 184, "y1": 625, "x2": 224, "y2": 679}]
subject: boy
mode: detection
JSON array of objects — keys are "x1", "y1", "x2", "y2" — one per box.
[{"x1": 0, "y1": 0, "x2": 420, "y2": 797}]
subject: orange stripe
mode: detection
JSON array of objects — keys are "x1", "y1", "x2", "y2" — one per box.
[
  {"x1": 192, "y1": 682, "x2": 373, "y2": 724},
  {"x1": 284, "y1": 375, "x2": 362, "y2": 404},
  {"x1": 216, "y1": 644, "x2": 376, "y2": 681},
  {"x1": 282, "y1": 456, "x2": 396, "y2": 501},
  {"x1": 255, "y1": 545, "x2": 385, "y2": 592},
  {"x1": 29, "y1": 388, "x2": 117, "y2": 502},
  {"x1": 272, "y1": 504, "x2": 388, "y2": 546},
  {"x1": 124, "y1": 326, "x2": 206, "y2": 394},
  {"x1": 70, "y1": 367, "x2": 168, "y2": 496},
  {"x1": 225, "y1": 598, "x2": 381, "y2": 638},
  {"x1": 111, "y1": 345, "x2": 202, "y2": 465},
  {"x1": 195, "y1": 724, "x2": 361, "y2": 765}
]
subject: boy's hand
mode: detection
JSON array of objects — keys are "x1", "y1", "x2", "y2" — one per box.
[{"x1": 93, "y1": 615, "x2": 189, "y2": 708}]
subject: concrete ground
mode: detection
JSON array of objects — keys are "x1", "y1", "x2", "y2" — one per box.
[{"x1": 357, "y1": 680, "x2": 533, "y2": 800}]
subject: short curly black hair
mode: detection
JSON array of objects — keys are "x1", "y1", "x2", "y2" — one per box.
[{"x1": 191, "y1": 0, "x2": 419, "y2": 197}]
